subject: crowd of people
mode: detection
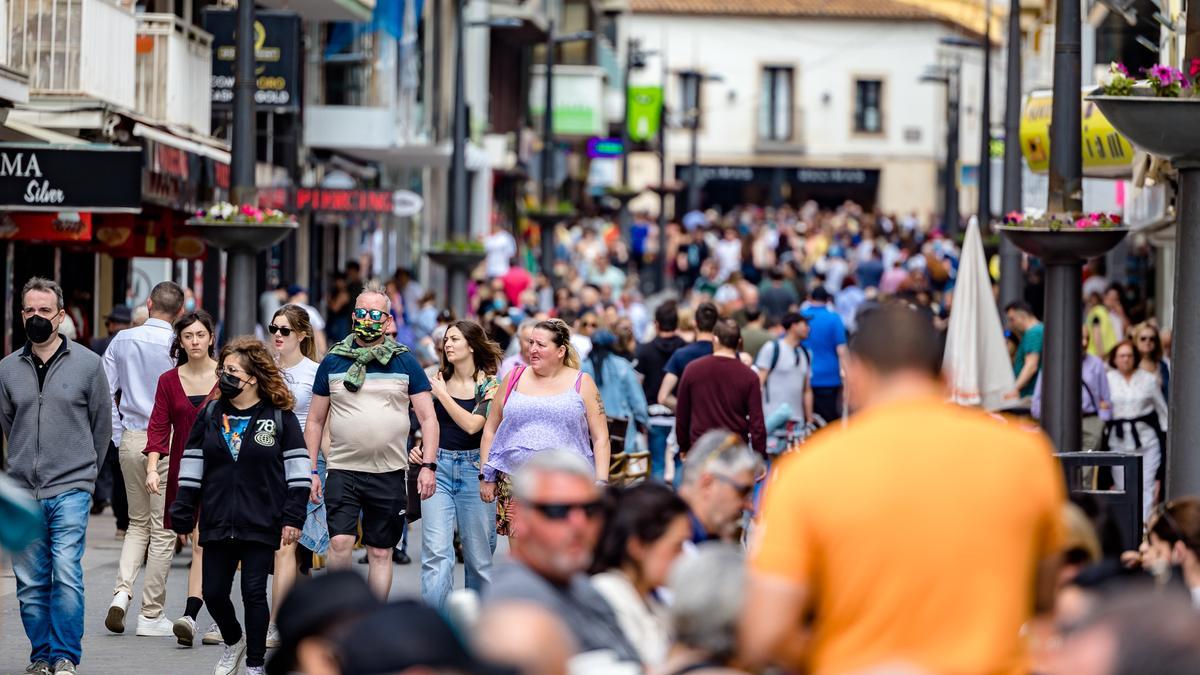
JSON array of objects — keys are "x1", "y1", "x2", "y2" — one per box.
[{"x1": 0, "y1": 198, "x2": 1194, "y2": 675}]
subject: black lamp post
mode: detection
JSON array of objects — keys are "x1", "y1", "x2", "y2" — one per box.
[
  {"x1": 920, "y1": 60, "x2": 961, "y2": 239},
  {"x1": 678, "y1": 69, "x2": 720, "y2": 212},
  {"x1": 1000, "y1": 0, "x2": 1025, "y2": 307},
  {"x1": 537, "y1": 24, "x2": 593, "y2": 279}
]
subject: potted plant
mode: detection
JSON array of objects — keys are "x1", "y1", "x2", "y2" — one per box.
[
  {"x1": 1087, "y1": 60, "x2": 1200, "y2": 162},
  {"x1": 186, "y1": 201, "x2": 297, "y2": 249},
  {"x1": 425, "y1": 238, "x2": 487, "y2": 269},
  {"x1": 996, "y1": 211, "x2": 1129, "y2": 262},
  {"x1": 524, "y1": 202, "x2": 577, "y2": 227}
]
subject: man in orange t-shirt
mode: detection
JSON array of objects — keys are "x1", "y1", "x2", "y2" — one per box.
[{"x1": 740, "y1": 304, "x2": 1065, "y2": 675}]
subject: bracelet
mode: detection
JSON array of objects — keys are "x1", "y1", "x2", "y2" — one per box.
[{"x1": 311, "y1": 470, "x2": 319, "y2": 475}]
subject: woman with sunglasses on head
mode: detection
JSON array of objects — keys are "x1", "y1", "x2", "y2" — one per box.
[
  {"x1": 407, "y1": 320, "x2": 503, "y2": 609},
  {"x1": 1104, "y1": 340, "x2": 1169, "y2": 522},
  {"x1": 265, "y1": 305, "x2": 322, "y2": 648},
  {"x1": 144, "y1": 311, "x2": 219, "y2": 646},
  {"x1": 170, "y1": 338, "x2": 311, "y2": 675},
  {"x1": 1133, "y1": 321, "x2": 1171, "y2": 404},
  {"x1": 480, "y1": 318, "x2": 611, "y2": 536}
]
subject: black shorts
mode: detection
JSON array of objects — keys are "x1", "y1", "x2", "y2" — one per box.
[{"x1": 325, "y1": 468, "x2": 408, "y2": 549}]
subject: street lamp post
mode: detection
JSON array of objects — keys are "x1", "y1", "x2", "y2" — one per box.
[
  {"x1": 979, "y1": 0, "x2": 992, "y2": 228},
  {"x1": 447, "y1": 0, "x2": 469, "y2": 315},
  {"x1": 679, "y1": 70, "x2": 720, "y2": 213},
  {"x1": 999, "y1": 0, "x2": 1025, "y2": 307},
  {"x1": 226, "y1": 0, "x2": 260, "y2": 339},
  {"x1": 921, "y1": 61, "x2": 961, "y2": 239}
]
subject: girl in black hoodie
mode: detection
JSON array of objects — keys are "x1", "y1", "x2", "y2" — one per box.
[{"x1": 171, "y1": 337, "x2": 310, "y2": 675}]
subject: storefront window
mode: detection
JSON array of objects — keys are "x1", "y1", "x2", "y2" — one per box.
[{"x1": 854, "y1": 79, "x2": 883, "y2": 134}]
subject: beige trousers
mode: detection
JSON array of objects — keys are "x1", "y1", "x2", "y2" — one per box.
[{"x1": 112, "y1": 430, "x2": 175, "y2": 618}]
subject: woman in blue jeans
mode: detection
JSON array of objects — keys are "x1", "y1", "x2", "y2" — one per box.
[{"x1": 411, "y1": 320, "x2": 502, "y2": 609}]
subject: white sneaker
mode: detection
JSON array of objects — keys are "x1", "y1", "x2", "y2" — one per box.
[
  {"x1": 245, "y1": 667, "x2": 265, "y2": 675},
  {"x1": 136, "y1": 613, "x2": 176, "y2": 637},
  {"x1": 201, "y1": 623, "x2": 223, "y2": 645},
  {"x1": 173, "y1": 615, "x2": 198, "y2": 647},
  {"x1": 105, "y1": 591, "x2": 131, "y2": 634},
  {"x1": 213, "y1": 637, "x2": 246, "y2": 675},
  {"x1": 265, "y1": 623, "x2": 281, "y2": 648}
]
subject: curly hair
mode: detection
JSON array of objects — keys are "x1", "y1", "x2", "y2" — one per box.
[
  {"x1": 440, "y1": 320, "x2": 503, "y2": 379},
  {"x1": 219, "y1": 337, "x2": 294, "y2": 410},
  {"x1": 533, "y1": 318, "x2": 580, "y2": 369},
  {"x1": 170, "y1": 310, "x2": 216, "y2": 366},
  {"x1": 272, "y1": 304, "x2": 317, "y2": 361}
]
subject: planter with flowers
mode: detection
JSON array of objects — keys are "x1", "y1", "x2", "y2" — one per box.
[
  {"x1": 1087, "y1": 60, "x2": 1200, "y2": 163},
  {"x1": 186, "y1": 202, "x2": 297, "y2": 250},
  {"x1": 997, "y1": 211, "x2": 1129, "y2": 263},
  {"x1": 424, "y1": 239, "x2": 487, "y2": 270}
]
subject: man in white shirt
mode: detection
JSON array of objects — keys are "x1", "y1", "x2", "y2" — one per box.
[
  {"x1": 103, "y1": 281, "x2": 184, "y2": 637},
  {"x1": 485, "y1": 224, "x2": 517, "y2": 279}
]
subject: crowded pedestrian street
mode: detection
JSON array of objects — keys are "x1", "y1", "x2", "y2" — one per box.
[{"x1": 4, "y1": 0, "x2": 1200, "y2": 674}]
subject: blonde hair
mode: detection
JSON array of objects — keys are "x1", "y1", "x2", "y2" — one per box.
[{"x1": 534, "y1": 318, "x2": 580, "y2": 369}]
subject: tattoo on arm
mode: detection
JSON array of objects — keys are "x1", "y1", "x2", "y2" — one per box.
[{"x1": 594, "y1": 390, "x2": 606, "y2": 417}]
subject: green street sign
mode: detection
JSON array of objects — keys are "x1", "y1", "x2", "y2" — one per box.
[{"x1": 627, "y1": 86, "x2": 663, "y2": 142}]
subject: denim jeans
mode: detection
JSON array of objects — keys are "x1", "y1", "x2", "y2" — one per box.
[
  {"x1": 647, "y1": 424, "x2": 671, "y2": 482},
  {"x1": 420, "y1": 449, "x2": 497, "y2": 610},
  {"x1": 13, "y1": 489, "x2": 90, "y2": 666}
]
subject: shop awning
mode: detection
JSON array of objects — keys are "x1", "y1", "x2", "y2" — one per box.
[
  {"x1": 132, "y1": 123, "x2": 231, "y2": 165},
  {"x1": 0, "y1": 118, "x2": 87, "y2": 145}
]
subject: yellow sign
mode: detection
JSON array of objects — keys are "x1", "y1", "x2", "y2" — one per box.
[{"x1": 1020, "y1": 89, "x2": 1136, "y2": 177}]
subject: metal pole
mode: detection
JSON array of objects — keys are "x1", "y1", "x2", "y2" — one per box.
[
  {"x1": 1168, "y1": 168, "x2": 1200, "y2": 497},
  {"x1": 978, "y1": 0, "x2": 992, "y2": 227},
  {"x1": 1047, "y1": 0, "x2": 1082, "y2": 214},
  {"x1": 539, "y1": 20, "x2": 556, "y2": 278},
  {"x1": 685, "y1": 73, "x2": 700, "y2": 212},
  {"x1": 225, "y1": 0, "x2": 258, "y2": 339},
  {"x1": 1042, "y1": 260, "x2": 1083, "y2": 454},
  {"x1": 945, "y1": 61, "x2": 960, "y2": 238},
  {"x1": 620, "y1": 38, "x2": 634, "y2": 185},
  {"x1": 657, "y1": 61, "x2": 669, "y2": 292},
  {"x1": 448, "y1": 0, "x2": 468, "y2": 314},
  {"x1": 999, "y1": 0, "x2": 1024, "y2": 307}
]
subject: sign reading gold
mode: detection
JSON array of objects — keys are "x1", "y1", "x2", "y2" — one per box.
[{"x1": 203, "y1": 9, "x2": 300, "y2": 111}]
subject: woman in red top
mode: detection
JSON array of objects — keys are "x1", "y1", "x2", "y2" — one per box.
[{"x1": 144, "y1": 310, "x2": 218, "y2": 648}]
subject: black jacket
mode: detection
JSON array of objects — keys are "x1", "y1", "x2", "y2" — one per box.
[
  {"x1": 634, "y1": 335, "x2": 688, "y2": 406},
  {"x1": 170, "y1": 399, "x2": 310, "y2": 548}
]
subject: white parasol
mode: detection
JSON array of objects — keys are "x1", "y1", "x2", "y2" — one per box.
[{"x1": 943, "y1": 216, "x2": 1017, "y2": 410}]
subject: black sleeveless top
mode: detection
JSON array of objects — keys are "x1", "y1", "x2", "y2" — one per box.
[{"x1": 435, "y1": 395, "x2": 482, "y2": 451}]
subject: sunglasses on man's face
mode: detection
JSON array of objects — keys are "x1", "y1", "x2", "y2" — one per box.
[
  {"x1": 528, "y1": 499, "x2": 604, "y2": 521},
  {"x1": 267, "y1": 325, "x2": 293, "y2": 336},
  {"x1": 713, "y1": 473, "x2": 755, "y2": 499},
  {"x1": 353, "y1": 308, "x2": 387, "y2": 322}
]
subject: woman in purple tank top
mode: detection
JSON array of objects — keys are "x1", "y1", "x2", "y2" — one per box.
[{"x1": 480, "y1": 319, "x2": 611, "y2": 535}]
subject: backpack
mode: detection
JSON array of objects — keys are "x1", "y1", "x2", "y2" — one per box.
[{"x1": 763, "y1": 339, "x2": 809, "y2": 403}]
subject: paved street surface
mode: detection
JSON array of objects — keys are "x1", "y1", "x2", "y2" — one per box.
[{"x1": 1, "y1": 511, "x2": 505, "y2": 674}]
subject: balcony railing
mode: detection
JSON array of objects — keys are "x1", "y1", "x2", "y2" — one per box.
[
  {"x1": 135, "y1": 14, "x2": 212, "y2": 134},
  {"x1": 7, "y1": 0, "x2": 135, "y2": 108}
]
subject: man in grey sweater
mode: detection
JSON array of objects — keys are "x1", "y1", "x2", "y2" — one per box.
[{"x1": 0, "y1": 277, "x2": 111, "y2": 675}]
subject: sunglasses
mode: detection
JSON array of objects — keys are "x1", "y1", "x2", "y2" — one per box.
[
  {"x1": 529, "y1": 499, "x2": 604, "y2": 521},
  {"x1": 267, "y1": 325, "x2": 293, "y2": 336},
  {"x1": 713, "y1": 473, "x2": 755, "y2": 499},
  {"x1": 353, "y1": 308, "x2": 387, "y2": 322}
]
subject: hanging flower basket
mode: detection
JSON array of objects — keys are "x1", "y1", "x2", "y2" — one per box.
[
  {"x1": 997, "y1": 211, "x2": 1129, "y2": 262},
  {"x1": 186, "y1": 202, "x2": 297, "y2": 250},
  {"x1": 1088, "y1": 60, "x2": 1200, "y2": 163},
  {"x1": 425, "y1": 240, "x2": 487, "y2": 269}
]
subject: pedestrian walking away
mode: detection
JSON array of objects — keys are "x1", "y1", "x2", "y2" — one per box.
[
  {"x1": 0, "y1": 277, "x2": 112, "y2": 675},
  {"x1": 480, "y1": 319, "x2": 611, "y2": 536},
  {"x1": 414, "y1": 320, "x2": 502, "y2": 610},
  {"x1": 101, "y1": 281, "x2": 186, "y2": 638},
  {"x1": 266, "y1": 304, "x2": 322, "y2": 648},
  {"x1": 676, "y1": 319, "x2": 767, "y2": 459},
  {"x1": 169, "y1": 338, "x2": 311, "y2": 675},
  {"x1": 142, "y1": 310, "x2": 219, "y2": 647},
  {"x1": 800, "y1": 287, "x2": 847, "y2": 424},
  {"x1": 304, "y1": 283, "x2": 439, "y2": 600}
]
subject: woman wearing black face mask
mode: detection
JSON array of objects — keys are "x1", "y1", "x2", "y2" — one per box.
[{"x1": 170, "y1": 338, "x2": 310, "y2": 675}]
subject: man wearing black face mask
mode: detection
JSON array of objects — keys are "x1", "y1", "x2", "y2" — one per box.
[
  {"x1": 0, "y1": 277, "x2": 112, "y2": 675},
  {"x1": 304, "y1": 283, "x2": 439, "y2": 600}
]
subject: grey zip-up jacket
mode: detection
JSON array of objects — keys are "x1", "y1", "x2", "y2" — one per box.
[{"x1": 0, "y1": 337, "x2": 112, "y2": 499}]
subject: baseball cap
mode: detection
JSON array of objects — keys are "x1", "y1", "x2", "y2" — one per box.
[
  {"x1": 105, "y1": 305, "x2": 133, "y2": 324},
  {"x1": 334, "y1": 601, "x2": 515, "y2": 675},
  {"x1": 265, "y1": 571, "x2": 379, "y2": 675}
]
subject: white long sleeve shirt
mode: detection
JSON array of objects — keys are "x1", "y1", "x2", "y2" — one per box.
[{"x1": 102, "y1": 317, "x2": 175, "y2": 446}]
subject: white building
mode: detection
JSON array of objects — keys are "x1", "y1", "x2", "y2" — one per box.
[{"x1": 623, "y1": 0, "x2": 993, "y2": 218}]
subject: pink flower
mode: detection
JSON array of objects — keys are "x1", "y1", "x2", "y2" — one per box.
[
  {"x1": 1074, "y1": 216, "x2": 1097, "y2": 229},
  {"x1": 1005, "y1": 211, "x2": 1024, "y2": 224},
  {"x1": 1110, "y1": 214, "x2": 1122, "y2": 225},
  {"x1": 1190, "y1": 58, "x2": 1200, "y2": 79},
  {"x1": 254, "y1": 212, "x2": 264, "y2": 223},
  {"x1": 1116, "y1": 63, "x2": 1130, "y2": 76}
]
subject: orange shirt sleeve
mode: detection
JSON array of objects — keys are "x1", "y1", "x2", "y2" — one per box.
[
  {"x1": 1032, "y1": 435, "x2": 1068, "y2": 557},
  {"x1": 750, "y1": 453, "x2": 817, "y2": 585}
]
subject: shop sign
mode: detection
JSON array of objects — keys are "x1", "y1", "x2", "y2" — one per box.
[
  {"x1": 587, "y1": 137, "x2": 624, "y2": 159},
  {"x1": 1020, "y1": 88, "x2": 1134, "y2": 178},
  {"x1": 142, "y1": 141, "x2": 204, "y2": 212},
  {"x1": 0, "y1": 212, "x2": 92, "y2": 242},
  {"x1": 204, "y1": 9, "x2": 301, "y2": 111},
  {"x1": 0, "y1": 144, "x2": 142, "y2": 213},
  {"x1": 392, "y1": 190, "x2": 423, "y2": 217},
  {"x1": 530, "y1": 65, "x2": 605, "y2": 136},
  {"x1": 296, "y1": 188, "x2": 393, "y2": 213},
  {"x1": 91, "y1": 213, "x2": 206, "y2": 260},
  {"x1": 678, "y1": 164, "x2": 880, "y2": 189},
  {"x1": 626, "y1": 86, "x2": 663, "y2": 142}
]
